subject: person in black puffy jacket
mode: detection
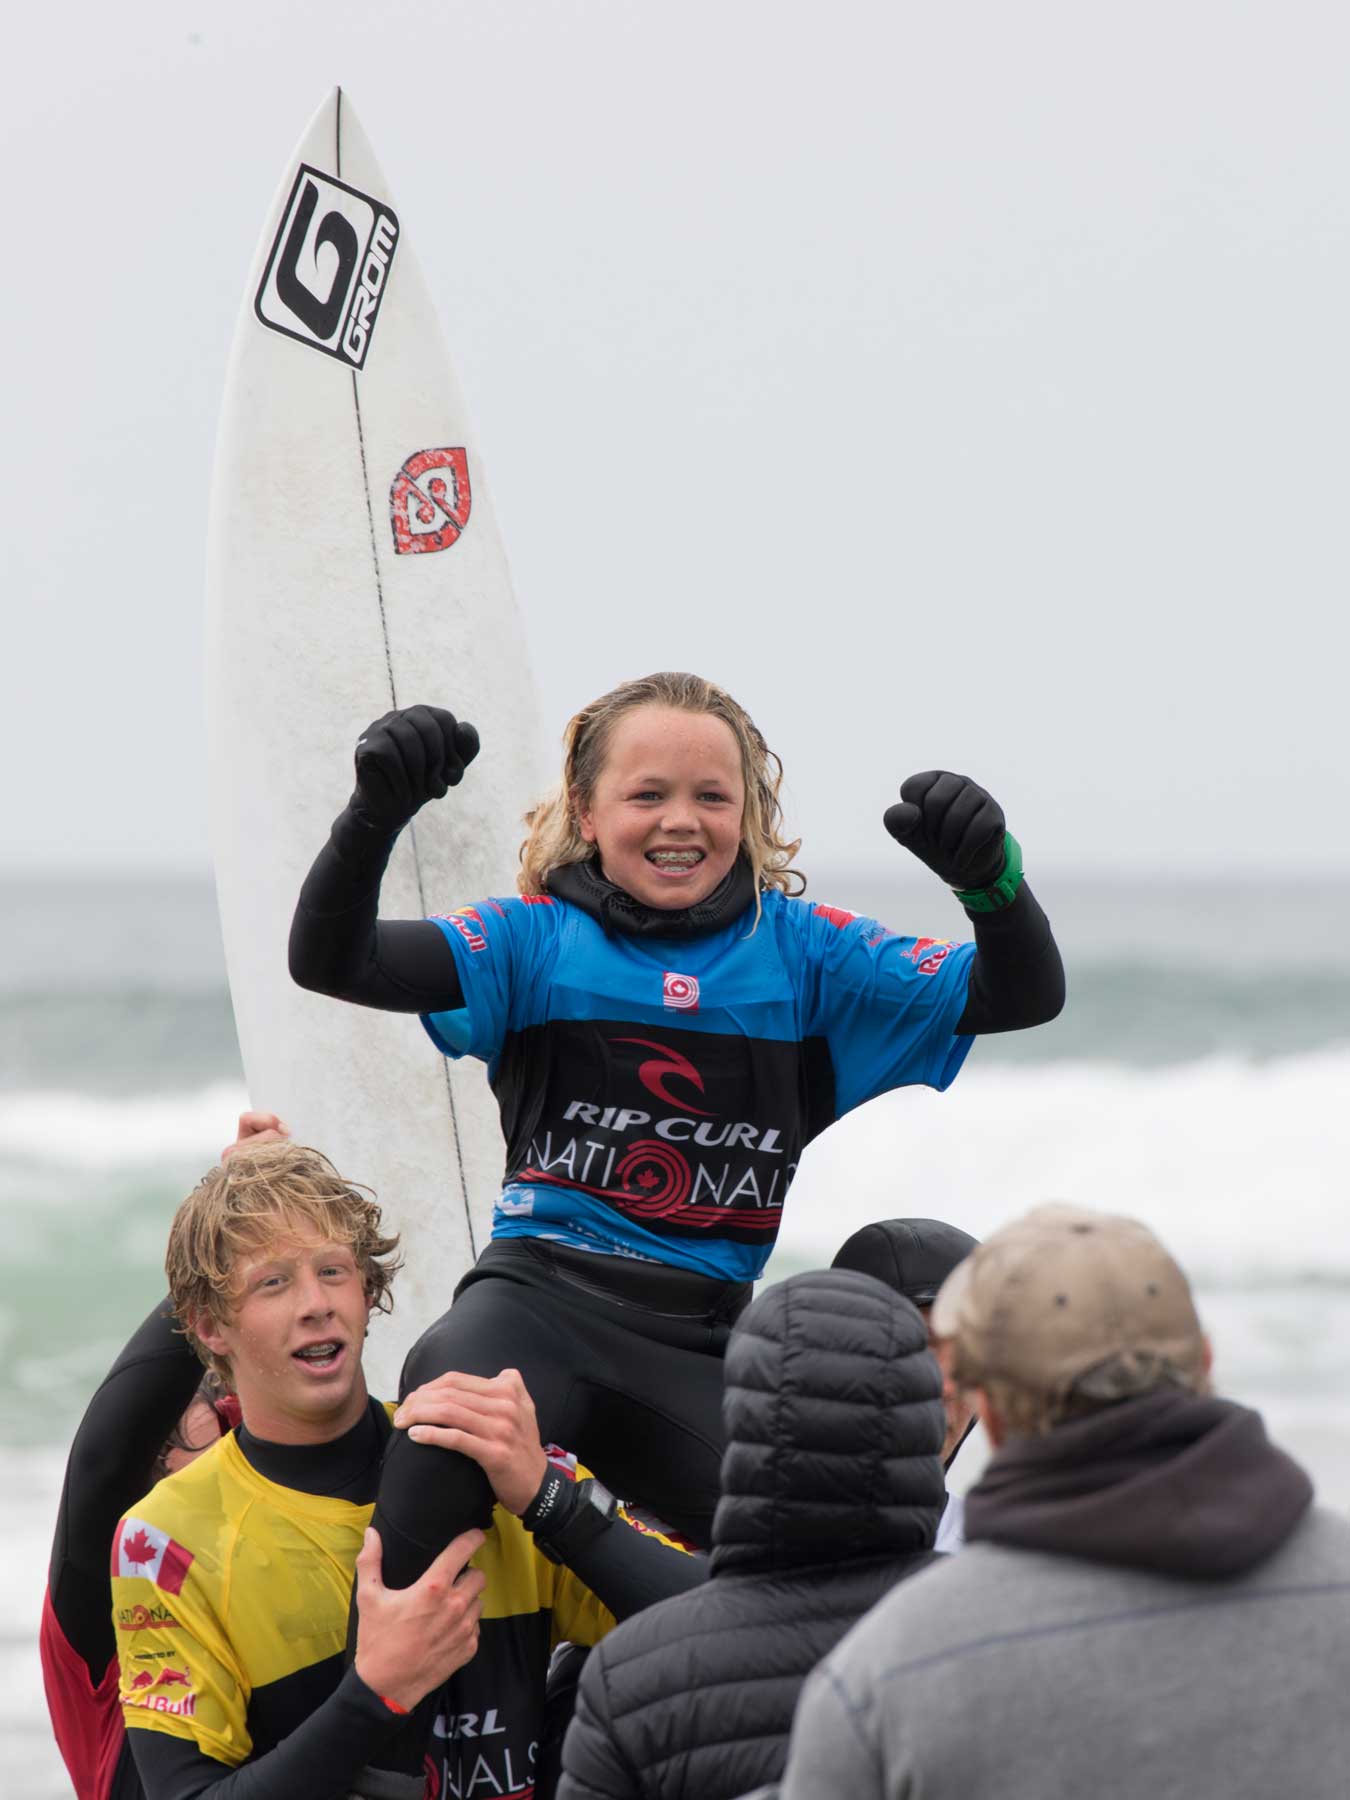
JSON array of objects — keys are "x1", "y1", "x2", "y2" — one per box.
[{"x1": 555, "y1": 1266, "x2": 946, "y2": 1800}]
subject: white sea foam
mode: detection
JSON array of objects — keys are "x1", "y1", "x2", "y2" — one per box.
[
  {"x1": 2, "y1": 1052, "x2": 1348, "y2": 1282},
  {"x1": 0, "y1": 1083, "x2": 248, "y2": 1169},
  {"x1": 770, "y1": 1046, "x2": 1350, "y2": 1287}
]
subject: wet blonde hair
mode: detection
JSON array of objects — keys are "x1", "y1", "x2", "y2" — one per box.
[
  {"x1": 518, "y1": 671, "x2": 806, "y2": 909},
  {"x1": 165, "y1": 1142, "x2": 402, "y2": 1381}
]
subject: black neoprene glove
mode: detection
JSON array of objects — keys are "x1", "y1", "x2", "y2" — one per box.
[
  {"x1": 350, "y1": 705, "x2": 480, "y2": 833},
  {"x1": 883, "y1": 771, "x2": 1007, "y2": 891}
]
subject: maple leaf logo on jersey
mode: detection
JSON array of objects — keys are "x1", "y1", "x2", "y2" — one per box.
[
  {"x1": 122, "y1": 1529, "x2": 157, "y2": 1569},
  {"x1": 113, "y1": 1517, "x2": 194, "y2": 1595}
]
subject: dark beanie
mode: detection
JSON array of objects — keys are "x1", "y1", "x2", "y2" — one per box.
[{"x1": 832, "y1": 1217, "x2": 979, "y2": 1308}]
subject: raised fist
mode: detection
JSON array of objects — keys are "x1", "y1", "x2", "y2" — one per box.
[
  {"x1": 883, "y1": 771, "x2": 1006, "y2": 891},
  {"x1": 351, "y1": 705, "x2": 480, "y2": 832}
]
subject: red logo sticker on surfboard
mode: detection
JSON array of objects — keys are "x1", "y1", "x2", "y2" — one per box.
[{"x1": 390, "y1": 448, "x2": 472, "y2": 554}]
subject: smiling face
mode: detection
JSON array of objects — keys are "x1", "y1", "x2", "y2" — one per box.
[
  {"x1": 575, "y1": 705, "x2": 746, "y2": 909},
  {"x1": 192, "y1": 1234, "x2": 373, "y2": 1445}
]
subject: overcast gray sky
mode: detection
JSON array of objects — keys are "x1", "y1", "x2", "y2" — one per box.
[{"x1": 4, "y1": 1, "x2": 1347, "y2": 876}]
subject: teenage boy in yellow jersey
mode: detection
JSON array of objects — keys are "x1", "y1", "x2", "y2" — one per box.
[{"x1": 110, "y1": 1142, "x2": 698, "y2": 1800}]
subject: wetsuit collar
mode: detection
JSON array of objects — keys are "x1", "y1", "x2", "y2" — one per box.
[
  {"x1": 237, "y1": 1397, "x2": 390, "y2": 1502},
  {"x1": 545, "y1": 854, "x2": 757, "y2": 938}
]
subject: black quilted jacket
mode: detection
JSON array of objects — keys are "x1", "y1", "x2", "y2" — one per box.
[{"x1": 556, "y1": 1268, "x2": 946, "y2": 1800}]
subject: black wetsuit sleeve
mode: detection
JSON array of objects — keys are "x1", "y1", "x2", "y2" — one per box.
[
  {"x1": 954, "y1": 881, "x2": 1065, "y2": 1036},
  {"x1": 127, "y1": 1670, "x2": 404, "y2": 1800},
  {"x1": 530, "y1": 1480, "x2": 709, "y2": 1618},
  {"x1": 288, "y1": 805, "x2": 464, "y2": 1014},
  {"x1": 48, "y1": 1300, "x2": 204, "y2": 1685}
]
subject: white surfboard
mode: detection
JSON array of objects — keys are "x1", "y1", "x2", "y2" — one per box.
[{"x1": 206, "y1": 89, "x2": 543, "y2": 1394}]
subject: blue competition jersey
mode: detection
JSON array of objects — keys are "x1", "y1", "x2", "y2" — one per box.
[{"x1": 423, "y1": 890, "x2": 976, "y2": 1282}]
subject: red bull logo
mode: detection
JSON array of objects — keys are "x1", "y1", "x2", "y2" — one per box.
[
  {"x1": 126, "y1": 1667, "x2": 197, "y2": 1716},
  {"x1": 903, "y1": 936, "x2": 954, "y2": 976},
  {"x1": 128, "y1": 1665, "x2": 192, "y2": 1693},
  {"x1": 433, "y1": 909, "x2": 487, "y2": 953},
  {"x1": 127, "y1": 1691, "x2": 198, "y2": 1717}
]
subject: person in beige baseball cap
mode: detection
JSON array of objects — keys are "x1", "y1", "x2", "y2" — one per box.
[
  {"x1": 774, "y1": 1201, "x2": 1346, "y2": 1800},
  {"x1": 930, "y1": 1202, "x2": 1211, "y2": 1436}
]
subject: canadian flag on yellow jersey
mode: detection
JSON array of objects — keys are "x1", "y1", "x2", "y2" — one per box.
[{"x1": 111, "y1": 1516, "x2": 194, "y2": 1594}]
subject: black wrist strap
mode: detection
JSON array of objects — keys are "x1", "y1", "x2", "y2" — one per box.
[
  {"x1": 521, "y1": 1468, "x2": 570, "y2": 1535},
  {"x1": 523, "y1": 1473, "x2": 618, "y2": 1566},
  {"x1": 519, "y1": 1472, "x2": 707, "y2": 1617}
]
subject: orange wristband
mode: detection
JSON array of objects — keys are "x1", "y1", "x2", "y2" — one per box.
[{"x1": 377, "y1": 1693, "x2": 409, "y2": 1716}]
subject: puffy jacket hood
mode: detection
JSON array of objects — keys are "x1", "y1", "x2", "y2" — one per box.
[
  {"x1": 711, "y1": 1269, "x2": 946, "y2": 1576},
  {"x1": 966, "y1": 1387, "x2": 1313, "y2": 1579}
]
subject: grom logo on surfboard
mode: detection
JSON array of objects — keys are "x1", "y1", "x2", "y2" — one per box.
[{"x1": 254, "y1": 166, "x2": 399, "y2": 369}]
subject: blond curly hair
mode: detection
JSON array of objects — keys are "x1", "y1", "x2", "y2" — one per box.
[
  {"x1": 518, "y1": 672, "x2": 805, "y2": 913},
  {"x1": 165, "y1": 1141, "x2": 402, "y2": 1381}
]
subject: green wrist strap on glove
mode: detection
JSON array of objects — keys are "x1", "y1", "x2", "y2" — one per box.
[{"x1": 954, "y1": 832, "x2": 1024, "y2": 913}]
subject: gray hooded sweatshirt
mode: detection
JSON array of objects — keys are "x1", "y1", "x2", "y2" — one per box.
[{"x1": 776, "y1": 1390, "x2": 1350, "y2": 1800}]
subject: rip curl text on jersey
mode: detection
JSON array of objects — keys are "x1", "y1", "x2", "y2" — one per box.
[{"x1": 423, "y1": 890, "x2": 976, "y2": 1280}]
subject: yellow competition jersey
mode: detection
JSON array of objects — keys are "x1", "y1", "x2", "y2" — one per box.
[{"x1": 111, "y1": 1414, "x2": 622, "y2": 1791}]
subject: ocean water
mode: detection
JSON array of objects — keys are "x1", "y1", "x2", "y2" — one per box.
[{"x1": 4, "y1": 871, "x2": 1349, "y2": 1796}]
